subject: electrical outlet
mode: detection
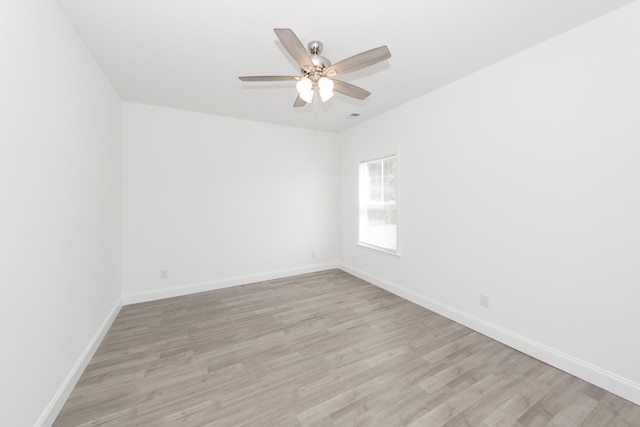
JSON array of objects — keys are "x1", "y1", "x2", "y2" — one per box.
[
  {"x1": 311, "y1": 251, "x2": 316, "y2": 258},
  {"x1": 480, "y1": 294, "x2": 489, "y2": 308},
  {"x1": 160, "y1": 269, "x2": 168, "y2": 279}
]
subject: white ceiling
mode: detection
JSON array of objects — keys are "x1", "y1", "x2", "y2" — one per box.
[{"x1": 56, "y1": 0, "x2": 636, "y2": 132}]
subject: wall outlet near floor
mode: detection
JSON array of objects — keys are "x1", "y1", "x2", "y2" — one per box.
[
  {"x1": 480, "y1": 294, "x2": 489, "y2": 308},
  {"x1": 160, "y1": 269, "x2": 168, "y2": 279},
  {"x1": 311, "y1": 251, "x2": 316, "y2": 258}
]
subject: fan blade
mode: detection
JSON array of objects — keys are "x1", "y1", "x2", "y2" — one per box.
[
  {"x1": 274, "y1": 28, "x2": 313, "y2": 71},
  {"x1": 239, "y1": 76, "x2": 298, "y2": 82},
  {"x1": 293, "y1": 95, "x2": 307, "y2": 108},
  {"x1": 326, "y1": 46, "x2": 391, "y2": 76},
  {"x1": 332, "y1": 79, "x2": 371, "y2": 100}
]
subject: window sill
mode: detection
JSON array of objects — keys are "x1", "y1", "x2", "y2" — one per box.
[{"x1": 357, "y1": 242, "x2": 401, "y2": 257}]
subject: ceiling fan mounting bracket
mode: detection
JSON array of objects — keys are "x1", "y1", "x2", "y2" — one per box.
[{"x1": 308, "y1": 40, "x2": 323, "y2": 55}]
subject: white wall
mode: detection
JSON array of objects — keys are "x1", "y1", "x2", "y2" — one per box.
[
  {"x1": 0, "y1": 1, "x2": 122, "y2": 426},
  {"x1": 122, "y1": 102, "x2": 338, "y2": 302},
  {"x1": 339, "y1": 2, "x2": 640, "y2": 404}
]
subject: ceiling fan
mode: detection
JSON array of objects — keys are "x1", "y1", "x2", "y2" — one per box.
[{"x1": 239, "y1": 28, "x2": 391, "y2": 107}]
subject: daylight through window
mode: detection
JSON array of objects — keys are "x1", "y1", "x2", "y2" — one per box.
[{"x1": 359, "y1": 156, "x2": 397, "y2": 252}]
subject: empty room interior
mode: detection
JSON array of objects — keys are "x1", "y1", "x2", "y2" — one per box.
[{"x1": 3, "y1": 1, "x2": 640, "y2": 426}]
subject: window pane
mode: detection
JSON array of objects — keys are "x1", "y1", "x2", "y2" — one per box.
[
  {"x1": 383, "y1": 157, "x2": 396, "y2": 203},
  {"x1": 367, "y1": 161, "x2": 382, "y2": 201},
  {"x1": 359, "y1": 156, "x2": 397, "y2": 252}
]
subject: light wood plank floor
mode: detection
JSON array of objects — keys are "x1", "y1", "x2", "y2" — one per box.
[{"x1": 54, "y1": 270, "x2": 640, "y2": 426}]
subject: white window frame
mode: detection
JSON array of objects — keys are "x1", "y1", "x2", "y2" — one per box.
[{"x1": 358, "y1": 155, "x2": 399, "y2": 255}]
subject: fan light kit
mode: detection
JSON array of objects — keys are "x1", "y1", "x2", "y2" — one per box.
[{"x1": 239, "y1": 29, "x2": 391, "y2": 107}]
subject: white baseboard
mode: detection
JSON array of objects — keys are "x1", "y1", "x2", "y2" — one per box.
[
  {"x1": 36, "y1": 298, "x2": 123, "y2": 427},
  {"x1": 339, "y1": 263, "x2": 640, "y2": 406},
  {"x1": 123, "y1": 262, "x2": 339, "y2": 305}
]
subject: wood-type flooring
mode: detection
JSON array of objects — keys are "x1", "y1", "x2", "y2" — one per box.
[{"x1": 54, "y1": 269, "x2": 640, "y2": 426}]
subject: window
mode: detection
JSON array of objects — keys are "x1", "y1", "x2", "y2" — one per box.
[{"x1": 359, "y1": 156, "x2": 397, "y2": 253}]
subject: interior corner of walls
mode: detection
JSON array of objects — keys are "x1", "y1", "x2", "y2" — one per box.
[
  {"x1": 123, "y1": 262, "x2": 339, "y2": 305},
  {"x1": 36, "y1": 298, "x2": 123, "y2": 427},
  {"x1": 337, "y1": 263, "x2": 640, "y2": 406}
]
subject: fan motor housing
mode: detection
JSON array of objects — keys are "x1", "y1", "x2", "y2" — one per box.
[{"x1": 308, "y1": 40, "x2": 331, "y2": 70}]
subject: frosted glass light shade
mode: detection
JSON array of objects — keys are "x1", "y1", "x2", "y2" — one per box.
[
  {"x1": 296, "y1": 78, "x2": 314, "y2": 103},
  {"x1": 296, "y1": 77, "x2": 312, "y2": 93},
  {"x1": 319, "y1": 89, "x2": 334, "y2": 102},
  {"x1": 299, "y1": 89, "x2": 314, "y2": 103},
  {"x1": 317, "y1": 77, "x2": 334, "y2": 91},
  {"x1": 318, "y1": 77, "x2": 334, "y2": 102}
]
